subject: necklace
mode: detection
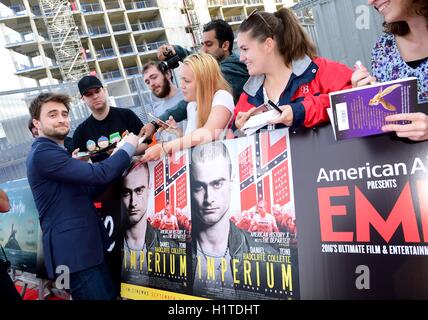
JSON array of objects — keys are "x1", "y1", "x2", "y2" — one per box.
[{"x1": 197, "y1": 241, "x2": 229, "y2": 271}]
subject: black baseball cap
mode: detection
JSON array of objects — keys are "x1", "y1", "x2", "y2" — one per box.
[{"x1": 78, "y1": 75, "x2": 103, "y2": 96}]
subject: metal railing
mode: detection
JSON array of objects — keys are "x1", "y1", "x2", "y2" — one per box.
[
  {"x1": 118, "y1": 45, "x2": 135, "y2": 55},
  {"x1": 111, "y1": 23, "x2": 128, "y2": 32},
  {"x1": 104, "y1": 1, "x2": 121, "y2": 10},
  {"x1": 224, "y1": 14, "x2": 245, "y2": 23},
  {"x1": 207, "y1": 0, "x2": 221, "y2": 6},
  {"x1": 102, "y1": 70, "x2": 122, "y2": 81},
  {"x1": 222, "y1": 0, "x2": 244, "y2": 6},
  {"x1": 131, "y1": 20, "x2": 163, "y2": 32},
  {"x1": 15, "y1": 62, "x2": 44, "y2": 72},
  {"x1": 88, "y1": 25, "x2": 109, "y2": 36},
  {"x1": 0, "y1": 4, "x2": 27, "y2": 18},
  {"x1": 244, "y1": 0, "x2": 263, "y2": 5},
  {"x1": 80, "y1": 2, "x2": 102, "y2": 13},
  {"x1": 125, "y1": 66, "x2": 140, "y2": 76},
  {"x1": 137, "y1": 40, "x2": 167, "y2": 53},
  {"x1": 5, "y1": 33, "x2": 36, "y2": 45},
  {"x1": 96, "y1": 47, "x2": 116, "y2": 58},
  {"x1": 125, "y1": 1, "x2": 157, "y2": 10}
]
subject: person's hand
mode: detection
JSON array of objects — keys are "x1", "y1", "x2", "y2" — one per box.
[
  {"x1": 122, "y1": 133, "x2": 139, "y2": 148},
  {"x1": 382, "y1": 112, "x2": 428, "y2": 141},
  {"x1": 268, "y1": 105, "x2": 293, "y2": 127},
  {"x1": 235, "y1": 107, "x2": 257, "y2": 130},
  {"x1": 164, "y1": 116, "x2": 183, "y2": 137},
  {"x1": 157, "y1": 44, "x2": 175, "y2": 61},
  {"x1": 141, "y1": 143, "x2": 169, "y2": 162},
  {"x1": 72, "y1": 148, "x2": 80, "y2": 158},
  {"x1": 351, "y1": 63, "x2": 376, "y2": 88},
  {"x1": 140, "y1": 123, "x2": 156, "y2": 139},
  {"x1": 112, "y1": 133, "x2": 139, "y2": 155},
  {"x1": 72, "y1": 148, "x2": 91, "y2": 162}
]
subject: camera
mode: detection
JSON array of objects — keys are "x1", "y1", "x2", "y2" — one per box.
[{"x1": 159, "y1": 48, "x2": 181, "y2": 72}]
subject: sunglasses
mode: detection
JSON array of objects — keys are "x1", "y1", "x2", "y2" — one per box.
[{"x1": 245, "y1": 9, "x2": 274, "y2": 35}]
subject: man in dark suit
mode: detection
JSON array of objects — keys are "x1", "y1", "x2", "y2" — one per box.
[{"x1": 26, "y1": 92, "x2": 139, "y2": 300}]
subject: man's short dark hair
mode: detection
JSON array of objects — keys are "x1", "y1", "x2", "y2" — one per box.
[
  {"x1": 123, "y1": 160, "x2": 150, "y2": 185},
  {"x1": 142, "y1": 61, "x2": 173, "y2": 82},
  {"x1": 190, "y1": 141, "x2": 232, "y2": 179},
  {"x1": 28, "y1": 118, "x2": 35, "y2": 133},
  {"x1": 29, "y1": 92, "x2": 71, "y2": 120},
  {"x1": 203, "y1": 19, "x2": 234, "y2": 54}
]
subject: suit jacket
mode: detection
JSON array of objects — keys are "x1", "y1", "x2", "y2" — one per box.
[{"x1": 26, "y1": 137, "x2": 131, "y2": 279}]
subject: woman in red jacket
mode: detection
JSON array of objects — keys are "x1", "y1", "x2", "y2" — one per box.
[{"x1": 234, "y1": 7, "x2": 353, "y2": 131}]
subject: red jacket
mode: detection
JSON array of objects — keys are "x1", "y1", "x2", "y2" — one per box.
[{"x1": 233, "y1": 56, "x2": 353, "y2": 129}]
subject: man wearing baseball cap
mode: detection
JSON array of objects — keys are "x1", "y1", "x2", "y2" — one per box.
[{"x1": 73, "y1": 75, "x2": 147, "y2": 162}]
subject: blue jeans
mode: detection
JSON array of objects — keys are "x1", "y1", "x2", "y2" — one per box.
[{"x1": 69, "y1": 261, "x2": 116, "y2": 300}]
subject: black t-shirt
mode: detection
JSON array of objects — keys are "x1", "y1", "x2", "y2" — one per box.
[{"x1": 72, "y1": 107, "x2": 143, "y2": 162}]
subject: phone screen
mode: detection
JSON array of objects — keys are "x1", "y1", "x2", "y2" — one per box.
[
  {"x1": 148, "y1": 112, "x2": 170, "y2": 127},
  {"x1": 253, "y1": 104, "x2": 269, "y2": 114}
]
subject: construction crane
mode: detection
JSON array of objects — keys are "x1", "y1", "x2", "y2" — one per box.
[
  {"x1": 182, "y1": 0, "x2": 203, "y2": 51},
  {"x1": 38, "y1": 0, "x2": 89, "y2": 82}
]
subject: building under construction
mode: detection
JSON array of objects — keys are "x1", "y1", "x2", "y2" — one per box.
[{"x1": 0, "y1": 0, "x2": 295, "y2": 183}]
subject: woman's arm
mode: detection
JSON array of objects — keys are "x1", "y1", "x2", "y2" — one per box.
[{"x1": 142, "y1": 106, "x2": 232, "y2": 161}]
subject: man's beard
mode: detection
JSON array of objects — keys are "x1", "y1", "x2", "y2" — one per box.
[
  {"x1": 154, "y1": 77, "x2": 171, "y2": 99},
  {"x1": 41, "y1": 126, "x2": 69, "y2": 141}
]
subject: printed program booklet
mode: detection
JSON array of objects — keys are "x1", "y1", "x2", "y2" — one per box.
[{"x1": 328, "y1": 77, "x2": 418, "y2": 140}]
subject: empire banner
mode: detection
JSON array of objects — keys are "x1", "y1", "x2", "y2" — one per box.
[
  {"x1": 121, "y1": 129, "x2": 299, "y2": 300},
  {"x1": 291, "y1": 123, "x2": 428, "y2": 299}
]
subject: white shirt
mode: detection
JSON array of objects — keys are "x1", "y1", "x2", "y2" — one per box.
[{"x1": 185, "y1": 90, "x2": 235, "y2": 135}]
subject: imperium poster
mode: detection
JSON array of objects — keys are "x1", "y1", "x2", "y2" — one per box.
[
  {"x1": 121, "y1": 152, "x2": 190, "y2": 297},
  {"x1": 188, "y1": 129, "x2": 299, "y2": 300}
]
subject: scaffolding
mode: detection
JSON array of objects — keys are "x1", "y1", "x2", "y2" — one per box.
[
  {"x1": 38, "y1": 0, "x2": 89, "y2": 82},
  {"x1": 182, "y1": 0, "x2": 203, "y2": 51}
]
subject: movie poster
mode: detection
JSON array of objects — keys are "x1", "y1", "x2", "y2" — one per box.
[
  {"x1": 121, "y1": 152, "x2": 190, "y2": 298},
  {"x1": 290, "y1": 124, "x2": 428, "y2": 299},
  {"x1": 121, "y1": 129, "x2": 299, "y2": 300},
  {"x1": 0, "y1": 178, "x2": 40, "y2": 273},
  {"x1": 188, "y1": 129, "x2": 299, "y2": 300}
]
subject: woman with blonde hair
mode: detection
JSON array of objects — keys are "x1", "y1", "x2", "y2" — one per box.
[{"x1": 142, "y1": 53, "x2": 234, "y2": 161}]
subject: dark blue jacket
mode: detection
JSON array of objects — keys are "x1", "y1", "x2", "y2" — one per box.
[{"x1": 26, "y1": 137, "x2": 131, "y2": 279}]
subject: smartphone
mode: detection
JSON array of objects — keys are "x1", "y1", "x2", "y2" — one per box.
[
  {"x1": 148, "y1": 112, "x2": 178, "y2": 129},
  {"x1": 89, "y1": 142, "x2": 117, "y2": 156},
  {"x1": 253, "y1": 104, "x2": 269, "y2": 115},
  {"x1": 76, "y1": 151, "x2": 90, "y2": 158},
  {"x1": 148, "y1": 112, "x2": 170, "y2": 127}
]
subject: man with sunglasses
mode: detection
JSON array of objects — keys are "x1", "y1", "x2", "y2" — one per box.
[{"x1": 140, "y1": 19, "x2": 249, "y2": 139}]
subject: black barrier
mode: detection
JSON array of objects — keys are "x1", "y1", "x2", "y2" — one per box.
[{"x1": 291, "y1": 121, "x2": 428, "y2": 299}]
